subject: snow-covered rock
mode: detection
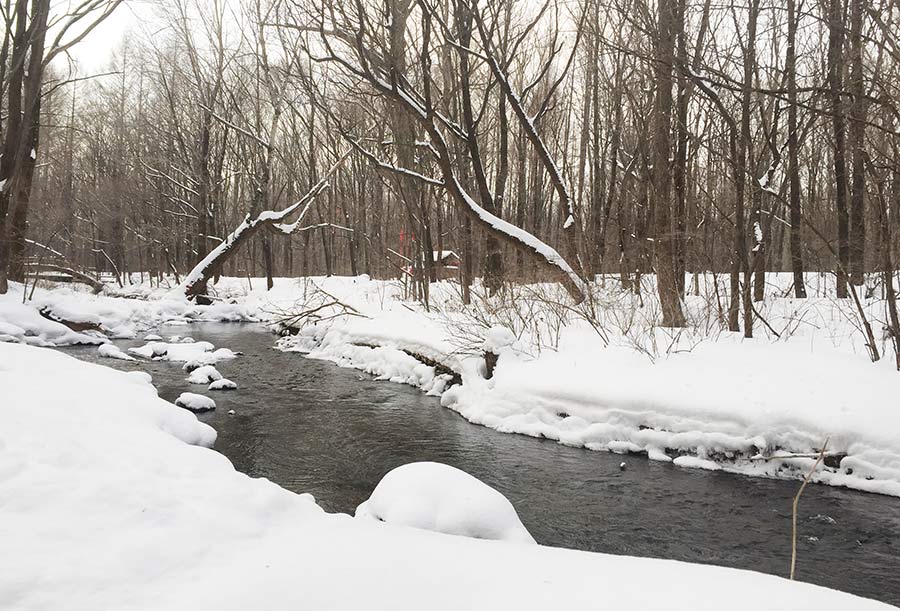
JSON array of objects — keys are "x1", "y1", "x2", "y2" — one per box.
[
  {"x1": 355, "y1": 462, "x2": 536, "y2": 544},
  {"x1": 129, "y1": 340, "x2": 232, "y2": 366},
  {"x1": 144, "y1": 333, "x2": 163, "y2": 341},
  {"x1": 209, "y1": 378, "x2": 237, "y2": 390},
  {"x1": 187, "y1": 365, "x2": 223, "y2": 384},
  {"x1": 129, "y1": 341, "x2": 170, "y2": 359},
  {"x1": 183, "y1": 348, "x2": 238, "y2": 370},
  {"x1": 97, "y1": 343, "x2": 136, "y2": 361},
  {"x1": 175, "y1": 392, "x2": 216, "y2": 412}
]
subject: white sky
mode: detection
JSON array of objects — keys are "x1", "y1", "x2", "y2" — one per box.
[{"x1": 64, "y1": 0, "x2": 149, "y2": 73}]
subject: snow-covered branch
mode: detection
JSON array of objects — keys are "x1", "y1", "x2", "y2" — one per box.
[{"x1": 180, "y1": 150, "x2": 351, "y2": 302}]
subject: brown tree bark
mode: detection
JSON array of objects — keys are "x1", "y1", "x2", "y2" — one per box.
[
  {"x1": 847, "y1": 0, "x2": 867, "y2": 286},
  {"x1": 651, "y1": 0, "x2": 686, "y2": 327},
  {"x1": 827, "y1": 0, "x2": 850, "y2": 298},
  {"x1": 787, "y1": 0, "x2": 807, "y2": 298}
]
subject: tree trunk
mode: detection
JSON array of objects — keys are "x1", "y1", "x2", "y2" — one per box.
[
  {"x1": 652, "y1": 0, "x2": 686, "y2": 327},
  {"x1": 787, "y1": 0, "x2": 807, "y2": 298}
]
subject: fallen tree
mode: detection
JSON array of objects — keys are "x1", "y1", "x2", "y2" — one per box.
[
  {"x1": 180, "y1": 152, "x2": 350, "y2": 303},
  {"x1": 25, "y1": 263, "x2": 104, "y2": 294}
]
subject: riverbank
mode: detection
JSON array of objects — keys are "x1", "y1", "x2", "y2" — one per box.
[
  {"x1": 271, "y1": 275, "x2": 900, "y2": 497},
  {"x1": 3, "y1": 274, "x2": 900, "y2": 498},
  {"x1": 1, "y1": 338, "x2": 895, "y2": 609}
]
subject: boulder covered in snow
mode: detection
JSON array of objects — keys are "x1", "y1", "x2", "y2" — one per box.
[
  {"x1": 186, "y1": 365, "x2": 223, "y2": 385},
  {"x1": 182, "y1": 348, "x2": 238, "y2": 371},
  {"x1": 97, "y1": 343, "x2": 136, "y2": 362},
  {"x1": 209, "y1": 378, "x2": 237, "y2": 391},
  {"x1": 174, "y1": 392, "x2": 216, "y2": 412},
  {"x1": 355, "y1": 462, "x2": 535, "y2": 544},
  {"x1": 129, "y1": 341, "x2": 169, "y2": 359},
  {"x1": 143, "y1": 333, "x2": 163, "y2": 341}
]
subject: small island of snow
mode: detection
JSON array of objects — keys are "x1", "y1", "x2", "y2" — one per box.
[{"x1": 355, "y1": 461, "x2": 536, "y2": 544}]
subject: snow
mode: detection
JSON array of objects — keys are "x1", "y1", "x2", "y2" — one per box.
[
  {"x1": 0, "y1": 287, "x2": 103, "y2": 346},
  {"x1": 0, "y1": 340, "x2": 892, "y2": 610},
  {"x1": 275, "y1": 274, "x2": 900, "y2": 498},
  {"x1": 483, "y1": 325, "x2": 517, "y2": 353},
  {"x1": 175, "y1": 392, "x2": 217, "y2": 412},
  {"x1": 144, "y1": 333, "x2": 163, "y2": 341},
  {"x1": 186, "y1": 364, "x2": 223, "y2": 384},
  {"x1": 6, "y1": 273, "x2": 900, "y2": 498},
  {"x1": 432, "y1": 250, "x2": 458, "y2": 261},
  {"x1": 97, "y1": 343, "x2": 136, "y2": 361},
  {"x1": 356, "y1": 462, "x2": 536, "y2": 544},
  {"x1": 209, "y1": 378, "x2": 237, "y2": 390},
  {"x1": 128, "y1": 339, "x2": 237, "y2": 368}
]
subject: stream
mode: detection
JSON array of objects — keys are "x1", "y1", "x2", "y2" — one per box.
[{"x1": 59, "y1": 322, "x2": 900, "y2": 605}]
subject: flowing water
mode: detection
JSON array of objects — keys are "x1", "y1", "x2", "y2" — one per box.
[{"x1": 60, "y1": 322, "x2": 900, "y2": 605}]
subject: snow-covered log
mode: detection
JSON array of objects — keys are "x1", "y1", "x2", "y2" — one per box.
[
  {"x1": 25, "y1": 263, "x2": 104, "y2": 293},
  {"x1": 181, "y1": 151, "x2": 350, "y2": 302}
]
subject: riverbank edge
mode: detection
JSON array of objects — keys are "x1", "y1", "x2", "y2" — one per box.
[{"x1": 276, "y1": 326, "x2": 900, "y2": 499}]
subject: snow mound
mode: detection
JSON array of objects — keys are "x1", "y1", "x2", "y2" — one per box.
[
  {"x1": 187, "y1": 365, "x2": 223, "y2": 384},
  {"x1": 355, "y1": 462, "x2": 536, "y2": 544},
  {"x1": 183, "y1": 348, "x2": 239, "y2": 370},
  {"x1": 144, "y1": 333, "x2": 163, "y2": 341},
  {"x1": 482, "y1": 325, "x2": 516, "y2": 353},
  {"x1": 98, "y1": 343, "x2": 136, "y2": 361},
  {"x1": 209, "y1": 378, "x2": 237, "y2": 390},
  {"x1": 128, "y1": 340, "x2": 235, "y2": 367},
  {"x1": 175, "y1": 392, "x2": 216, "y2": 412},
  {"x1": 0, "y1": 292, "x2": 103, "y2": 346}
]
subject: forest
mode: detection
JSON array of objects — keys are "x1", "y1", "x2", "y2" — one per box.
[
  {"x1": 4, "y1": 0, "x2": 900, "y2": 607},
  {"x1": 2, "y1": 0, "x2": 899, "y2": 344}
]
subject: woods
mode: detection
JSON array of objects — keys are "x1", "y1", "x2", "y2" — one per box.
[{"x1": 2, "y1": 0, "x2": 900, "y2": 340}]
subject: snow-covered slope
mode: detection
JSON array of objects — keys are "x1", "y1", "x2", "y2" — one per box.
[{"x1": 0, "y1": 342, "x2": 893, "y2": 610}]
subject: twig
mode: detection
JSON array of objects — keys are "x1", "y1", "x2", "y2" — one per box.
[{"x1": 790, "y1": 437, "x2": 829, "y2": 580}]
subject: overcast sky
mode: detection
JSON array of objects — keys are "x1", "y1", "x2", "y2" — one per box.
[{"x1": 65, "y1": 0, "x2": 148, "y2": 72}]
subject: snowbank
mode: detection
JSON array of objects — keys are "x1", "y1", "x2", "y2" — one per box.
[
  {"x1": 0, "y1": 341, "x2": 892, "y2": 610},
  {"x1": 356, "y1": 462, "x2": 536, "y2": 544},
  {"x1": 6, "y1": 274, "x2": 900, "y2": 497},
  {"x1": 0, "y1": 290, "x2": 102, "y2": 346},
  {"x1": 275, "y1": 275, "x2": 900, "y2": 498}
]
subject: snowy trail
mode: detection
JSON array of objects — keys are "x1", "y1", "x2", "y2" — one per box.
[{"x1": 1, "y1": 340, "x2": 896, "y2": 610}]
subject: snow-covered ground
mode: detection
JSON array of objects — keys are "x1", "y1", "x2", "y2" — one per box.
[
  {"x1": 1, "y1": 340, "x2": 894, "y2": 609},
  {"x1": 273, "y1": 274, "x2": 900, "y2": 498},
  {"x1": 2, "y1": 273, "x2": 900, "y2": 499}
]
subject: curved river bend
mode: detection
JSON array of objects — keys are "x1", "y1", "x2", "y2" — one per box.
[{"x1": 60, "y1": 322, "x2": 900, "y2": 605}]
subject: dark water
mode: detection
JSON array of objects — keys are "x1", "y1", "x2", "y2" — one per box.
[{"x1": 60, "y1": 322, "x2": 900, "y2": 606}]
